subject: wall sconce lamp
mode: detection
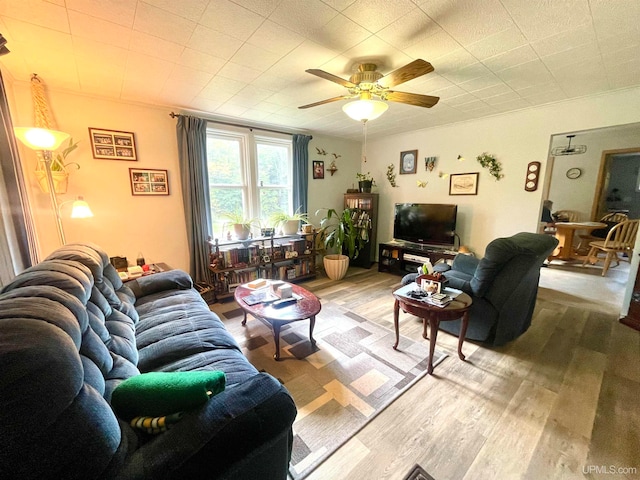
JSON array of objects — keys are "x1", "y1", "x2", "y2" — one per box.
[{"x1": 13, "y1": 127, "x2": 93, "y2": 245}]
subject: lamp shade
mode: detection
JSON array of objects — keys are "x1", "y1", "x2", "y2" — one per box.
[
  {"x1": 70, "y1": 196, "x2": 94, "y2": 218},
  {"x1": 342, "y1": 100, "x2": 388, "y2": 122},
  {"x1": 14, "y1": 127, "x2": 70, "y2": 151}
]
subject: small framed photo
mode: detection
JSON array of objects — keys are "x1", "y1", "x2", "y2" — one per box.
[
  {"x1": 89, "y1": 128, "x2": 137, "y2": 161},
  {"x1": 129, "y1": 168, "x2": 169, "y2": 196},
  {"x1": 313, "y1": 160, "x2": 324, "y2": 179},
  {"x1": 400, "y1": 150, "x2": 418, "y2": 174},
  {"x1": 449, "y1": 172, "x2": 479, "y2": 195}
]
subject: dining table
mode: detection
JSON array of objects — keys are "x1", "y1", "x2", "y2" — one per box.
[{"x1": 549, "y1": 221, "x2": 607, "y2": 261}]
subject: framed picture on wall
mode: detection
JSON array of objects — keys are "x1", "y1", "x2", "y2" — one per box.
[
  {"x1": 449, "y1": 172, "x2": 479, "y2": 195},
  {"x1": 129, "y1": 168, "x2": 169, "y2": 196},
  {"x1": 399, "y1": 150, "x2": 418, "y2": 174},
  {"x1": 89, "y1": 128, "x2": 137, "y2": 161},
  {"x1": 313, "y1": 160, "x2": 324, "y2": 179}
]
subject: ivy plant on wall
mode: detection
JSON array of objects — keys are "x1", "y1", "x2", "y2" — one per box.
[{"x1": 477, "y1": 152, "x2": 504, "y2": 180}]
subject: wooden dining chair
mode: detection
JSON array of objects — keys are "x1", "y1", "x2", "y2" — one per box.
[
  {"x1": 554, "y1": 210, "x2": 581, "y2": 222},
  {"x1": 577, "y1": 212, "x2": 629, "y2": 252},
  {"x1": 583, "y1": 219, "x2": 639, "y2": 276}
]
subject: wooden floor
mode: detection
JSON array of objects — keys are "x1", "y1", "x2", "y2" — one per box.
[{"x1": 271, "y1": 265, "x2": 640, "y2": 480}]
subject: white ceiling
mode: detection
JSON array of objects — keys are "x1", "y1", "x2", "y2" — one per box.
[{"x1": 1, "y1": 0, "x2": 639, "y2": 140}]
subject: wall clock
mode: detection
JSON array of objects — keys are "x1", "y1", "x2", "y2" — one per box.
[
  {"x1": 524, "y1": 161, "x2": 541, "y2": 192},
  {"x1": 566, "y1": 167, "x2": 582, "y2": 179}
]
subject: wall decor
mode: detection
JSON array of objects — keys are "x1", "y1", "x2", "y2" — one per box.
[
  {"x1": 313, "y1": 160, "x2": 324, "y2": 179},
  {"x1": 524, "y1": 161, "x2": 541, "y2": 191},
  {"x1": 129, "y1": 168, "x2": 169, "y2": 195},
  {"x1": 89, "y1": 128, "x2": 137, "y2": 160},
  {"x1": 566, "y1": 167, "x2": 582, "y2": 179},
  {"x1": 425, "y1": 156, "x2": 436, "y2": 171},
  {"x1": 386, "y1": 163, "x2": 397, "y2": 187},
  {"x1": 400, "y1": 150, "x2": 418, "y2": 174},
  {"x1": 417, "y1": 180, "x2": 427, "y2": 188},
  {"x1": 315, "y1": 147, "x2": 327, "y2": 155},
  {"x1": 449, "y1": 172, "x2": 479, "y2": 195},
  {"x1": 476, "y1": 152, "x2": 503, "y2": 180}
]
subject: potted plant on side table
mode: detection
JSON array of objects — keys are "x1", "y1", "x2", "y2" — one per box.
[{"x1": 316, "y1": 207, "x2": 371, "y2": 280}]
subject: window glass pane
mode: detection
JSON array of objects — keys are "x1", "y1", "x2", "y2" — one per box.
[
  {"x1": 259, "y1": 188, "x2": 290, "y2": 221},
  {"x1": 257, "y1": 143, "x2": 289, "y2": 186},
  {"x1": 210, "y1": 188, "x2": 243, "y2": 237},
  {"x1": 207, "y1": 137, "x2": 242, "y2": 185}
]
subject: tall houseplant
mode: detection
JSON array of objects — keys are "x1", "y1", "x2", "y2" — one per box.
[{"x1": 316, "y1": 207, "x2": 371, "y2": 280}]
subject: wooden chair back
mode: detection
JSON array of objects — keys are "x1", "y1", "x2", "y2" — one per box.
[
  {"x1": 600, "y1": 212, "x2": 628, "y2": 223},
  {"x1": 601, "y1": 219, "x2": 639, "y2": 250},
  {"x1": 554, "y1": 210, "x2": 580, "y2": 222}
]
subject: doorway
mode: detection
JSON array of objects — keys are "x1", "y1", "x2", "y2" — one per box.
[{"x1": 592, "y1": 149, "x2": 640, "y2": 220}]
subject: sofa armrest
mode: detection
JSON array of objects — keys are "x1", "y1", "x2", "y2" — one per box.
[
  {"x1": 127, "y1": 270, "x2": 193, "y2": 299},
  {"x1": 116, "y1": 373, "x2": 296, "y2": 480},
  {"x1": 451, "y1": 254, "x2": 479, "y2": 275}
]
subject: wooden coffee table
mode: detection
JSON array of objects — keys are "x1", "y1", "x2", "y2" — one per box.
[
  {"x1": 392, "y1": 284, "x2": 472, "y2": 374},
  {"x1": 234, "y1": 283, "x2": 321, "y2": 360}
]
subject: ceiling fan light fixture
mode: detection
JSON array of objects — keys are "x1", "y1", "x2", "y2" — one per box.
[{"x1": 342, "y1": 99, "x2": 388, "y2": 122}]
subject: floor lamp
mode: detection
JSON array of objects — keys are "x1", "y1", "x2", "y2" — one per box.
[{"x1": 14, "y1": 127, "x2": 93, "y2": 245}]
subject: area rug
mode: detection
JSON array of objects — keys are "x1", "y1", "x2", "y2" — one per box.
[
  {"x1": 404, "y1": 464, "x2": 436, "y2": 480},
  {"x1": 220, "y1": 301, "x2": 447, "y2": 480}
]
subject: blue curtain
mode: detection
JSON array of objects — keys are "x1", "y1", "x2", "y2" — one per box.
[
  {"x1": 292, "y1": 134, "x2": 311, "y2": 214},
  {"x1": 176, "y1": 115, "x2": 211, "y2": 284}
]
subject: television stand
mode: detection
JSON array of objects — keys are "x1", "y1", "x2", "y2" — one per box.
[{"x1": 378, "y1": 241, "x2": 457, "y2": 276}]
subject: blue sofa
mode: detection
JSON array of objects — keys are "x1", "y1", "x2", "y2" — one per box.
[
  {"x1": 403, "y1": 232, "x2": 558, "y2": 346},
  {"x1": 0, "y1": 243, "x2": 296, "y2": 480}
]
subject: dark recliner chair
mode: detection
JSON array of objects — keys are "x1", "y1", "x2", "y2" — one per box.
[{"x1": 403, "y1": 232, "x2": 558, "y2": 346}]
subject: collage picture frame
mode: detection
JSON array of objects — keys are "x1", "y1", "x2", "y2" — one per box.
[
  {"x1": 89, "y1": 128, "x2": 137, "y2": 161},
  {"x1": 129, "y1": 168, "x2": 169, "y2": 196}
]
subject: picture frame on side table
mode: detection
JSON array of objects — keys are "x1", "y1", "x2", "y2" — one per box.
[
  {"x1": 89, "y1": 128, "x2": 137, "y2": 161},
  {"x1": 313, "y1": 160, "x2": 324, "y2": 179},
  {"x1": 449, "y1": 172, "x2": 479, "y2": 195},
  {"x1": 129, "y1": 168, "x2": 169, "y2": 196},
  {"x1": 400, "y1": 150, "x2": 418, "y2": 174}
]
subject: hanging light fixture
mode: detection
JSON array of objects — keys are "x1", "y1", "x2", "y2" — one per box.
[
  {"x1": 342, "y1": 91, "x2": 389, "y2": 122},
  {"x1": 551, "y1": 134, "x2": 587, "y2": 156}
]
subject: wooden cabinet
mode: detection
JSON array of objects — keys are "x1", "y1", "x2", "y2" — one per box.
[
  {"x1": 208, "y1": 233, "x2": 317, "y2": 302},
  {"x1": 344, "y1": 193, "x2": 378, "y2": 269},
  {"x1": 378, "y1": 241, "x2": 457, "y2": 276}
]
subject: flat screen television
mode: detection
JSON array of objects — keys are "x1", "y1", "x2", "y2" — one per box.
[{"x1": 393, "y1": 203, "x2": 457, "y2": 247}]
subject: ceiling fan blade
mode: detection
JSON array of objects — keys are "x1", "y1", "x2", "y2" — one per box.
[
  {"x1": 377, "y1": 59, "x2": 434, "y2": 88},
  {"x1": 305, "y1": 69, "x2": 356, "y2": 88},
  {"x1": 298, "y1": 95, "x2": 355, "y2": 109},
  {"x1": 385, "y1": 91, "x2": 440, "y2": 108}
]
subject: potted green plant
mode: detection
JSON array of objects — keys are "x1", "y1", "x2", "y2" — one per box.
[
  {"x1": 269, "y1": 208, "x2": 308, "y2": 235},
  {"x1": 222, "y1": 212, "x2": 257, "y2": 240},
  {"x1": 356, "y1": 172, "x2": 375, "y2": 193},
  {"x1": 35, "y1": 138, "x2": 80, "y2": 194},
  {"x1": 316, "y1": 207, "x2": 371, "y2": 280}
]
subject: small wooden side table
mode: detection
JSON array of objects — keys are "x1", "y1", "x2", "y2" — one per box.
[{"x1": 392, "y1": 285, "x2": 472, "y2": 374}]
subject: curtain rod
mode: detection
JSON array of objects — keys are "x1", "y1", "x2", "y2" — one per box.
[{"x1": 169, "y1": 112, "x2": 311, "y2": 139}]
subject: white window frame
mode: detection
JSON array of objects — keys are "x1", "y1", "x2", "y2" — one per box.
[{"x1": 206, "y1": 125, "x2": 293, "y2": 235}]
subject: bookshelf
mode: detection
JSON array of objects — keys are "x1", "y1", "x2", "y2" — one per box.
[
  {"x1": 208, "y1": 232, "x2": 317, "y2": 302},
  {"x1": 344, "y1": 193, "x2": 378, "y2": 268}
]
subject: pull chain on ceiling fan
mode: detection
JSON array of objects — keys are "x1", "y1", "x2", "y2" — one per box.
[{"x1": 299, "y1": 59, "x2": 440, "y2": 121}]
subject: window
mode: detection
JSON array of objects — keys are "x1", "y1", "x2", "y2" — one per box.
[{"x1": 206, "y1": 127, "x2": 293, "y2": 238}]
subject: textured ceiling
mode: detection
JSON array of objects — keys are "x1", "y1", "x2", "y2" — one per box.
[{"x1": 0, "y1": 0, "x2": 639, "y2": 140}]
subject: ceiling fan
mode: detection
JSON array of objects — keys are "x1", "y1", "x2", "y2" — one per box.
[{"x1": 298, "y1": 59, "x2": 440, "y2": 113}]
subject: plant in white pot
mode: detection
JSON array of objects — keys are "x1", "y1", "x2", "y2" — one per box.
[
  {"x1": 316, "y1": 207, "x2": 370, "y2": 280},
  {"x1": 222, "y1": 212, "x2": 257, "y2": 240},
  {"x1": 270, "y1": 208, "x2": 308, "y2": 236}
]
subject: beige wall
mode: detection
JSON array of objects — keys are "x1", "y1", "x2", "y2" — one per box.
[
  {"x1": 5, "y1": 77, "x2": 361, "y2": 272},
  {"x1": 366, "y1": 86, "x2": 640, "y2": 255},
  {"x1": 9, "y1": 80, "x2": 189, "y2": 270}
]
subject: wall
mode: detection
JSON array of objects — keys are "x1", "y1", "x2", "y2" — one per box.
[
  {"x1": 9, "y1": 80, "x2": 189, "y2": 270},
  {"x1": 306, "y1": 134, "x2": 362, "y2": 227},
  {"x1": 6, "y1": 77, "x2": 361, "y2": 272},
  {"x1": 548, "y1": 126, "x2": 640, "y2": 220},
  {"x1": 365, "y1": 86, "x2": 640, "y2": 255}
]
